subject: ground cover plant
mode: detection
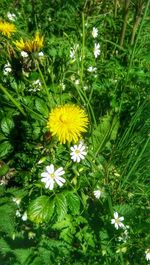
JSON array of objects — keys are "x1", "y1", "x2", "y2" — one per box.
[{"x1": 0, "y1": 0, "x2": 150, "y2": 264}]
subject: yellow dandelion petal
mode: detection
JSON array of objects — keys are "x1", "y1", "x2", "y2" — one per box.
[
  {"x1": 13, "y1": 32, "x2": 44, "y2": 53},
  {"x1": 47, "y1": 104, "x2": 89, "y2": 144},
  {"x1": 0, "y1": 21, "x2": 16, "y2": 37}
]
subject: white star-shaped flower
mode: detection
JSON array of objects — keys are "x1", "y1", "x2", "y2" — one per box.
[
  {"x1": 38, "y1": 51, "x2": 44, "y2": 57},
  {"x1": 41, "y1": 164, "x2": 65, "y2": 190},
  {"x1": 22, "y1": 212, "x2": 28, "y2": 221},
  {"x1": 16, "y1": 210, "x2": 21, "y2": 217},
  {"x1": 87, "y1": 66, "x2": 97, "y2": 72},
  {"x1": 12, "y1": 197, "x2": 21, "y2": 205},
  {"x1": 145, "y1": 249, "x2": 150, "y2": 261},
  {"x1": 93, "y1": 190, "x2": 102, "y2": 199},
  {"x1": 21, "y1": 51, "x2": 28, "y2": 58},
  {"x1": 92, "y1": 27, "x2": 98, "y2": 38},
  {"x1": 70, "y1": 142, "x2": 87, "y2": 163},
  {"x1": 111, "y1": 212, "x2": 124, "y2": 229},
  {"x1": 93, "y1": 43, "x2": 101, "y2": 58},
  {"x1": 3, "y1": 62, "x2": 12, "y2": 75},
  {"x1": 70, "y1": 48, "x2": 75, "y2": 59},
  {"x1": 7, "y1": 12, "x2": 16, "y2": 21}
]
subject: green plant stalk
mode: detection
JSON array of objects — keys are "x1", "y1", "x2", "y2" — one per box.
[
  {"x1": 21, "y1": 103, "x2": 46, "y2": 122},
  {"x1": 80, "y1": 12, "x2": 85, "y2": 87},
  {"x1": 107, "y1": 195, "x2": 113, "y2": 216},
  {"x1": 95, "y1": 115, "x2": 118, "y2": 156},
  {"x1": 114, "y1": 0, "x2": 118, "y2": 18},
  {"x1": 121, "y1": 137, "x2": 150, "y2": 187},
  {"x1": 36, "y1": 61, "x2": 51, "y2": 106},
  {"x1": 78, "y1": 13, "x2": 97, "y2": 127},
  {"x1": 0, "y1": 83, "x2": 26, "y2": 116},
  {"x1": 128, "y1": 0, "x2": 150, "y2": 69},
  {"x1": 120, "y1": 0, "x2": 131, "y2": 47}
]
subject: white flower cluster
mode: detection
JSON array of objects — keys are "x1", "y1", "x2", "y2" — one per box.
[
  {"x1": 41, "y1": 143, "x2": 87, "y2": 190},
  {"x1": 12, "y1": 197, "x2": 28, "y2": 221}
]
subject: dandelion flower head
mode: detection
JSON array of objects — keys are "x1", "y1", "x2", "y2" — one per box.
[
  {"x1": 0, "y1": 21, "x2": 16, "y2": 37},
  {"x1": 14, "y1": 32, "x2": 44, "y2": 53},
  {"x1": 47, "y1": 104, "x2": 89, "y2": 144}
]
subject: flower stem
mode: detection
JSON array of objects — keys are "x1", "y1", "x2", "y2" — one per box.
[
  {"x1": 36, "y1": 61, "x2": 51, "y2": 106},
  {"x1": 0, "y1": 83, "x2": 26, "y2": 116}
]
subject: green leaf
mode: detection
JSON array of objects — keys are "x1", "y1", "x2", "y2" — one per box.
[
  {"x1": 14, "y1": 248, "x2": 33, "y2": 265},
  {"x1": 28, "y1": 196, "x2": 54, "y2": 223},
  {"x1": 0, "y1": 203, "x2": 16, "y2": 235},
  {"x1": 0, "y1": 141, "x2": 13, "y2": 158},
  {"x1": 35, "y1": 98, "x2": 49, "y2": 117},
  {"x1": 55, "y1": 193, "x2": 67, "y2": 221},
  {"x1": 0, "y1": 164, "x2": 9, "y2": 177},
  {"x1": 1, "y1": 117, "x2": 14, "y2": 136},
  {"x1": 0, "y1": 238, "x2": 11, "y2": 254},
  {"x1": 65, "y1": 191, "x2": 80, "y2": 215}
]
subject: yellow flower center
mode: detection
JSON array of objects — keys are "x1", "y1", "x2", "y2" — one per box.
[
  {"x1": 59, "y1": 114, "x2": 68, "y2": 123},
  {"x1": 75, "y1": 150, "x2": 80, "y2": 154},
  {"x1": 115, "y1": 218, "x2": 120, "y2": 224},
  {"x1": 50, "y1": 173, "x2": 55, "y2": 178}
]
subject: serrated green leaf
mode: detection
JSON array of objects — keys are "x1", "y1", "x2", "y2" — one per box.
[
  {"x1": 0, "y1": 164, "x2": 9, "y2": 177},
  {"x1": 0, "y1": 238, "x2": 11, "y2": 254},
  {"x1": 0, "y1": 141, "x2": 13, "y2": 158},
  {"x1": 14, "y1": 248, "x2": 33, "y2": 265},
  {"x1": 1, "y1": 117, "x2": 14, "y2": 136},
  {"x1": 65, "y1": 192, "x2": 80, "y2": 215},
  {"x1": 55, "y1": 194, "x2": 67, "y2": 221},
  {"x1": 0, "y1": 133, "x2": 6, "y2": 141},
  {"x1": 28, "y1": 196, "x2": 54, "y2": 224},
  {"x1": 35, "y1": 98, "x2": 49, "y2": 117},
  {"x1": 0, "y1": 203, "x2": 16, "y2": 235}
]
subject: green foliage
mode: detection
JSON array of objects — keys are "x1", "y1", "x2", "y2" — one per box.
[
  {"x1": 0, "y1": 0, "x2": 150, "y2": 264},
  {"x1": 28, "y1": 195, "x2": 54, "y2": 223}
]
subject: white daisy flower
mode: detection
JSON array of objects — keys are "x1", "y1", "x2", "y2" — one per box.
[
  {"x1": 7, "y1": 12, "x2": 16, "y2": 21},
  {"x1": 87, "y1": 66, "x2": 97, "y2": 72},
  {"x1": 70, "y1": 48, "x2": 75, "y2": 59},
  {"x1": 92, "y1": 27, "x2": 98, "y2": 38},
  {"x1": 111, "y1": 212, "x2": 124, "y2": 229},
  {"x1": 3, "y1": 62, "x2": 12, "y2": 75},
  {"x1": 38, "y1": 51, "x2": 44, "y2": 57},
  {"x1": 75, "y1": 79, "x2": 80, "y2": 85},
  {"x1": 93, "y1": 190, "x2": 102, "y2": 199},
  {"x1": 93, "y1": 43, "x2": 101, "y2": 58},
  {"x1": 22, "y1": 212, "x2": 28, "y2": 221},
  {"x1": 33, "y1": 79, "x2": 41, "y2": 86},
  {"x1": 70, "y1": 142, "x2": 87, "y2": 163},
  {"x1": 60, "y1": 82, "x2": 66, "y2": 90},
  {"x1": 145, "y1": 249, "x2": 150, "y2": 261},
  {"x1": 21, "y1": 51, "x2": 28, "y2": 58},
  {"x1": 41, "y1": 164, "x2": 65, "y2": 190},
  {"x1": 12, "y1": 197, "x2": 21, "y2": 205},
  {"x1": 16, "y1": 210, "x2": 21, "y2": 217}
]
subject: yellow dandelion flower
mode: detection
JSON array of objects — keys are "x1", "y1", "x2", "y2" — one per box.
[
  {"x1": 47, "y1": 104, "x2": 89, "y2": 144},
  {"x1": 13, "y1": 32, "x2": 44, "y2": 53},
  {"x1": 0, "y1": 21, "x2": 16, "y2": 37}
]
